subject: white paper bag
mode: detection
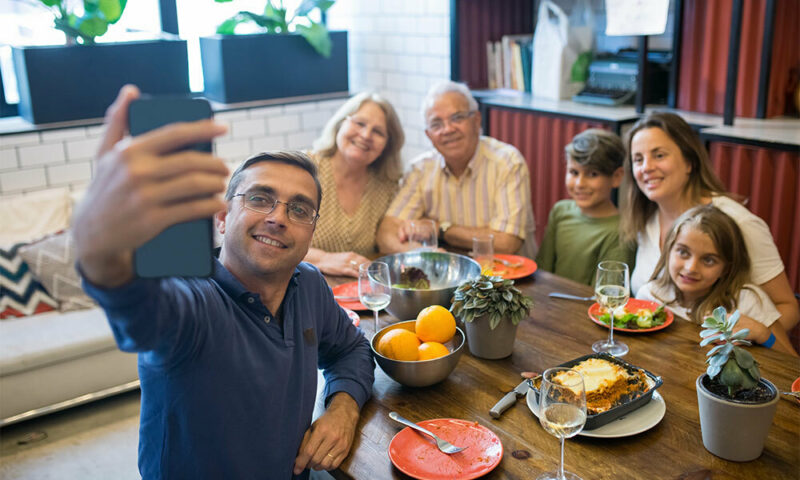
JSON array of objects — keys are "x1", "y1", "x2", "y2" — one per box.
[{"x1": 532, "y1": 0, "x2": 594, "y2": 100}]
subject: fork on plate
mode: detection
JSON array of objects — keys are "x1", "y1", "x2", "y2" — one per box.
[
  {"x1": 493, "y1": 257, "x2": 523, "y2": 268},
  {"x1": 388, "y1": 412, "x2": 466, "y2": 454}
]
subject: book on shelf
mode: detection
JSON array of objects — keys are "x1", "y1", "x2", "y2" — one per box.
[{"x1": 499, "y1": 34, "x2": 533, "y2": 92}]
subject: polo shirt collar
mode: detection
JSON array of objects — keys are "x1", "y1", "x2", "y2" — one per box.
[
  {"x1": 211, "y1": 257, "x2": 301, "y2": 302},
  {"x1": 437, "y1": 138, "x2": 483, "y2": 178}
]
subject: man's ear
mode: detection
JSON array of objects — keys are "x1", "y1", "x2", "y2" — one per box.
[
  {"x1": 611, "y1": 167, "x2": 624, "y2": 188},
  {"x1": 214, "y1": 208, "x2": 227, "y2": 235}
]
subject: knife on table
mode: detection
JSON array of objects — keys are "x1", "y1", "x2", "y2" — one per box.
[{"x1": 489, "y1": 380, "x2": 531, "y2": 419}]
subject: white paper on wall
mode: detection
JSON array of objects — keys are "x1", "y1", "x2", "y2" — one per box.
[{"x1": 605, "y1": 0, "x2": 670, "y2": 36}]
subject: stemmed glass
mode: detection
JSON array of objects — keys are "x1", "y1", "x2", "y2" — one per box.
[
  {"x1": 538, "y1": 367, "x2": 587, "y2": 480},
  {"x1": 358, "y1": 262, "x2": 392, "y2": 328},
  {"x1": 592, "y1": 260, "x2": 630, "y2": 357}
]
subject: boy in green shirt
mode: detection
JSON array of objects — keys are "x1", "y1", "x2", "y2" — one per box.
[{"x1": 536, "y1": 129, "x2": 634, "y2": 285}]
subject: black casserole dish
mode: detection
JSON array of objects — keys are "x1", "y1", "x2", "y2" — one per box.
[{"x1": 530, "y1": 352, "x2": 663, "y2": 430}]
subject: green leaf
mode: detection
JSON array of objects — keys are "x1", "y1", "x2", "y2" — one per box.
[
  {"x1": 699, "y1": 334, "x2": 721, "y2": 347},
  {"x1": 41, "y1": 0, "x2": 63, "y2": 6},
  {"x1": 719, "y1": 359, "x2": 745, "y2": 388},
  {"x1": 733, "y1": 347, "x2": 755, "y2": 369},
  {"x1": 706, "y1": 343, "x2": 726, "y2": 357},
  {"x1": 295, "y1": 0, "x2": 335, "y2": 17},
  {"x1": 296, "y1": 23, "x2": 332, "y2": 57},
  {"x1": 241, "y1": 11, "x2": 284, "y2": 30},
  {"x1": 77, "y1": 16, "x2": 108, "y2": 38},
  {"x1": 215, "y1": 0, "x2": 234, "y2": 2},
  {"x1": 747, "y1": 364, "x2": 761, "y2": 381},
  {"x1": 489, "y1": 312, "x2": 501, "y2": 330},
  {"x1": 708, "y1": 353, "x2": 728, "y2": 368},
  {"x1": 216, "y1": 16, "x2": 243, "y2": 35},
  {"x1": 707, "y1": 364, "x2": 721, "y2": 378},
  {"x1": 97, "y1": 0, "x2": 125, "y2": 23},
  {"x1": 699, "y1": 328, "x2": 719, "y2": 338},
  {"x1": 712, "y1": 306, "x2": 727, "y2": 323}
]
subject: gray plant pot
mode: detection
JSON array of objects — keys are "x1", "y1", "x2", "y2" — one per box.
[
  {"x1": 696, "y1": 374, "x2": 779, "y2": 461},
  {"x1": 464, "y1": 315, "x2": 518, "y2": 359}
]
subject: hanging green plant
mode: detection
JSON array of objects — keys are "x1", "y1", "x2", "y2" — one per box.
[
  {"x1": 36, "y1": 0, "x2": 128, "y2": 45},
  {"x1": 214, "y1": 0, "x2": 336, "y2": 57}
]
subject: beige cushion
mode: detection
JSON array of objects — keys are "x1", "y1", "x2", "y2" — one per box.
[
  {"x1": 19, "y1": 231, "x2": 96, "y2": 312},
  {"x1": 0, "y1": 189, "x2": 72, "y2": 247}
]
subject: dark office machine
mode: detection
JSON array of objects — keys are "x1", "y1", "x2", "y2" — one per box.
[{"x1": 574, "y1": 50, "x2": 671, "y2": 106}]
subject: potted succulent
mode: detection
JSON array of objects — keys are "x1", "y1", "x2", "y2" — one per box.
[
  {"x1": 12, "y1": 0, "x2": 190, "y2": 124},
  {"x1": 450, "y1": 275, "x2": 533, "y2": 359},
  {"x1": 200, "y1": 0, "x2": 348, "y2": 104},
  {"x1": 696, "y1": 307, "x2": 779, "y2": 461}
]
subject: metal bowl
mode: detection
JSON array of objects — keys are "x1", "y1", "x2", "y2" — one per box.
[
  {"x1": 375, "y1": 251, "x2": 481, "y2": 321},
  {"x1": 371, "y1": 320, "x2": 465, "y2": 387}
]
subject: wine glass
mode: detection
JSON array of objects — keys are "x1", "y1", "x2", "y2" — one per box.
[
  {"x1": 538, "y1": 367, "x2": 587, "y2": 480},
  {"x1": 358, "y1": 262, "x2": 392, "y2": 328},
  {"x1": 592, "y1": 260, "x2": 630, "y2": 356}
]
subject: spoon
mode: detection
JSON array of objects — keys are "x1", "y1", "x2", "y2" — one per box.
[
  {"x1": 388, "y1": 412, "x2": 466, "y2": 454},
  {"x1": 780, "y1": 390, "x2": 800, "y2": 399}
]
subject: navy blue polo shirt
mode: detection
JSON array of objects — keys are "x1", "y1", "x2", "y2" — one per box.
[{"x1": 83, "y1": 259, "x2": 374, "y2": 479}]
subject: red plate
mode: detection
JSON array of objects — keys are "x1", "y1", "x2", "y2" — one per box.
[
  {"x1": 342, "y1": 307, "x2": 360, "y2": 327},
  {"x1": 332, "y1": 282, "x2": 366, "y2": 311},
  {"x1": 588, "y1": 298, "x2": 674, "y2": 333},
  {"x1": 792, "y1": 377, "x2": 800, "y2": 405},
  {"x1": 490, "y1": 254, "x2": 537, "y2": 280},
  {"x1": 388, "y1": 418, "x2": 502, "y2": 480}
]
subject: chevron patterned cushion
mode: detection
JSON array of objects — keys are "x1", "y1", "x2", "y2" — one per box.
[
  {"x1": 0, "y1": 243, "x2": 58, "y2": 319},
  {"x1": 19, "y1": 231, "x2": 97, "y2": 312}
]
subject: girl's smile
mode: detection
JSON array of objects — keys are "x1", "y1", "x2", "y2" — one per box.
[{"x1": 668, "y1": 227, "x2": 725, "y2": 303}]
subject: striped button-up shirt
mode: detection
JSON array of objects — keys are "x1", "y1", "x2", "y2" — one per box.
[{"x1": 387, "y1": 136, "x2": 537, "y2": 258}]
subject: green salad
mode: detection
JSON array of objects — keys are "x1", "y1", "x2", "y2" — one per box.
[{"x1": 598, "y1": 304, "x2": 668, "y2": 329}]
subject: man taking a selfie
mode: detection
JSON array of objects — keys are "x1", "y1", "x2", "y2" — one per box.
[{"x1": 72, "y1": 85, "x2": 374, "y2": 479}]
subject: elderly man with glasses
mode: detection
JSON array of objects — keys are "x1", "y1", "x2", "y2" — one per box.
[
  {"x1": 377, "y1": 81, "x2": 537, "y2": 258},
  {"x1": 72, "y1": 86, "x2": 374, "y2": 480}
]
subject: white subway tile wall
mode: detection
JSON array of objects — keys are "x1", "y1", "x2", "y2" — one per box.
[{"x1": 0, "y1": 1, "x2": 451, "y2": 196}]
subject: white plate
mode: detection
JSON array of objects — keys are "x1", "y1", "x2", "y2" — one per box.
[{"x1": 526, "y1": 389, "x2": 666, "y2": 438}]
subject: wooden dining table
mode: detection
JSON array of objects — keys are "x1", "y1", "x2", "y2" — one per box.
[{"x1": 323, "y1": 269, "x2": 800, "y2": 480}]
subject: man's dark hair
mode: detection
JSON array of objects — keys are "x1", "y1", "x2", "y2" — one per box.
[{"x1": 225, "y1": 151, "x2": 323, "y2": 209}]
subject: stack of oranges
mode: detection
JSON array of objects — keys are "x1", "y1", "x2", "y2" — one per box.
[{"x1": 377, "y1": 305, "x2": 456, "y2": 361}]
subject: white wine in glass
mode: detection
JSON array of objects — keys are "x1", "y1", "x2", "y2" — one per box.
[
  {"x1": 538, "y1": 367, "x2": 587, "y2": 480},
  {"x1": 358, "y1": 262, "x2": 391, "y2": 328},
  {"x1": 592, "y1": 260, "x2": 630, "y2": 357}
]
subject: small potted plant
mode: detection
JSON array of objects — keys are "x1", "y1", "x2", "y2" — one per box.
[
  {"x1": 12, "y1": 0, "x2": 190, "y2": 124},
  {"x1": 449, "y1": 275, "x2": 533, "y2": 359},
  {"x1": 199, "y1": 0, "x2": 348, "y2": 104},
  {"x1": 696, "y1": 307, "x2": 780, "y2": 461}
]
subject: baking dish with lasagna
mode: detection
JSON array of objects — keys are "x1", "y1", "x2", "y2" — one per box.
[{"x1": 530, "y1": 353, "x2": 663, "y2": 430}]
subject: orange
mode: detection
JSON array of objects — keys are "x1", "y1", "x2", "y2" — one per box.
[
  {"x1": 377, "y1": 329, "x2": 421, "y2": 361},
  {"x1": 418, "y1": 341, "x2": 450, "y2": 360},
  {"x1": 415, "y1": 305, "x2": 456, "y2": 343}
]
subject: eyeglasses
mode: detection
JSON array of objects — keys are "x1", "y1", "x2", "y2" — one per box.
[
  {"x1": 426, "y1": 110, "x2": 476, "y2": 133},
  {"x1": 233, "y1": 192, "x2": 319, "y2": 225},
  {"x1": 346, "y1": 116, "x2": 388, "y2": 140}
]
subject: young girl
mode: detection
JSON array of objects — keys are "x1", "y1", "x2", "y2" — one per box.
[{"x1": 637, "y1": 204, "x2": 797, "y2": 356}]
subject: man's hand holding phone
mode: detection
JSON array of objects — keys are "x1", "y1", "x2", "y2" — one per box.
[{"x1": 73, "y1": 85, "x2": 229, "y2": 288}]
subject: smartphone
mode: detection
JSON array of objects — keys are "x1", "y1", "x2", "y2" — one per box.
[{"x1": 128, "y1": 96, "x2": 214, "y2": 278}]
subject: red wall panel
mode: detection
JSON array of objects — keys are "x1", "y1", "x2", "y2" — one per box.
[
  {"x1": 488, "y1": 108, "x2": 606, "y2": 245},
  {"x1": 456, "y1": 0, "x2": 534, "y2": 89},
  {"x1": 678, "y1": 0, "x2": 800, "y2": 118},
  {"x1": 708, "y1": 142, "x2": 800, "y2": 291}
]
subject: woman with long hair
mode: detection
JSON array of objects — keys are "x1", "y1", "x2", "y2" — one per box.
[
  {"x1": 304, "y1": 92, "x2": 405, "y2": 276},
  {"x1": 621, "y1": 111, "x2": 798, "y2": 333}
]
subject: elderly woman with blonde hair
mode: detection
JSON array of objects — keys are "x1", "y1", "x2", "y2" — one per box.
[{"x1": 304, "y1": 92, "x2": 405, "y2": 276}]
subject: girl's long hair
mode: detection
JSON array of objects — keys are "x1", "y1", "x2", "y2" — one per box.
[
  {"x1": 648, "y1": 204, "x2": 752, "y2": 324},
  {"x1": 620, "y1": 112, "x2": 727, "y2": 244}
]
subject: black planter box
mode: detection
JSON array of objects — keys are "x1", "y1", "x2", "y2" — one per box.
[
  {"x1": 200, "y1": 31, "x2": 348, "y2": 104},
  {"x1": 13, "y1": 39, "x2": 190, "y2": 124}
]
